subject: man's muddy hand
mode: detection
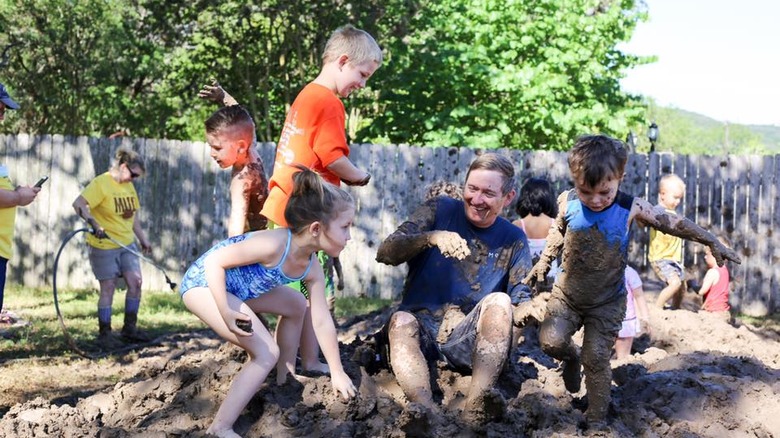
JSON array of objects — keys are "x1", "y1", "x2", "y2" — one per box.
[
  {"x1": 712, "y1": 242, "x2": 741, "y2": 266},
  {"x1": 429, "y1": 231, "x2": 470, "y2": 260}
]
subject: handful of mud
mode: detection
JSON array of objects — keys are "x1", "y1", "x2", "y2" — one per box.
[{"x1": 236, "y1": 319, "x2": 253, "y2": 333}]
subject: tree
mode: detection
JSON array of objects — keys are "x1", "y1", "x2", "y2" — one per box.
[{"x1": 359, "y1": 0, "x2": 650, "y2": 150}]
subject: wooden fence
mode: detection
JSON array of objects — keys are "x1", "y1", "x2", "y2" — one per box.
[{"x1": 1, "y1": 134, "x2": 778, "y2": 315}]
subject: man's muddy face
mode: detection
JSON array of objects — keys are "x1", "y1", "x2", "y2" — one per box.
[{"x1": 462, "y1": 169, "x2": 513, "y2": 228}]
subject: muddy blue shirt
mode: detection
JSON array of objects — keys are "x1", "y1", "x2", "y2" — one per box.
[
  {"x1": 397, "y1": 197, "x2": 532, "y2": 314},
  {"x1": 554, "y1": 190, "x2": 634, "y2": 309}
]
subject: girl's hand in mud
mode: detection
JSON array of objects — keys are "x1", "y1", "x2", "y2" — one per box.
[
  {"x1": 224, "y1": 311, "x2": 253, "y2": 337},
  {"x1": 330, "y1": 370, "x2": 357, "y2": 400},
  {"x1": 429, "y1": 231, "x2": 470, "y2": 260},
  {"x1": 711, "y1": 242, "x2": 741, "y2": 266}
]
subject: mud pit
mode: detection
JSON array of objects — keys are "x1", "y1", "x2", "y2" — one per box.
[{"x1": 1, "y1": 297, "x2": 779, "y2": 437}]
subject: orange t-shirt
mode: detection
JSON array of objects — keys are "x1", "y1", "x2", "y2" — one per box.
[{"x1": 261, "y1": 83, "x2": 348, "y2": 226}]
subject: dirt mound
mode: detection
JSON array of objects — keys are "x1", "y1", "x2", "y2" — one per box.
[{"x1": 1, "y1": 303, "x2": 778, "y2": 437}]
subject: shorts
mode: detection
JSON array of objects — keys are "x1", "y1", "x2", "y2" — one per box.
[
  {"x1": 88, "y1": 244, "x2": 141, "y2": 281},
  {"x1": 377, "y1": 296, "x2": 497, "y2": 375},
  {"x1": 618, "y1": 317, "x2": 640, "y2": 338},
  {"x1": 651, "y1": 260, "x2": 685, "y2": 283}
]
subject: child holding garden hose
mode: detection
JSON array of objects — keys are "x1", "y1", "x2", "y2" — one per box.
[{"x1": 72, "y1": 147, "x2": 152, "y2": 347}]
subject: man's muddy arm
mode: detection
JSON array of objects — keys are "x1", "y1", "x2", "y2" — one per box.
[
  {"x1": 632, "y1": 198, "x2": 741, "y2": 265},
  {"x1": 376, "y1": 228, "x2": 437, "y2": 266},
  {"x1": 377, "y1": 199, "x2": 469, "y2": 266}
]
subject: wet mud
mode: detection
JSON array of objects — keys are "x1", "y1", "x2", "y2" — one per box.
[{"x1": 1, "y1": 300, "x2": 779, "y2": 437}]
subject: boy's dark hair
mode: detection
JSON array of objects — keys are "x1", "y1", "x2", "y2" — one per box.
[
  {"x1": 568, "y1": 134, "x2": 628, "y2": 188},
  {"x1": 114, "y1": 147, "x2": 145, "y2": 173},
  {"x1": 204, "y1": 105, "x2": 255, "y2": 135},
  {"x1": 285, "y1": 165, "x2": 354, "y2": 234},
  {"x1": 516, "y1": 177, "x2": 558, "y2": 217},
  {"x1": 465, "y1": 153, "x2": 516, "y2": 195}
]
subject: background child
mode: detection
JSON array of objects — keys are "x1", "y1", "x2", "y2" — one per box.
[
  {"x1": 697, "y1": 235, "x2": 732, "y2": 321},
  {"x1": 614, "y1": 265, "x2": 650, "y2": 360},
  {"x1": 259, "y1": 24, "x2": 382, "y2": 374},
  {"x1": 525, "y1": 134, "x2": 740, "y2": 431},
  {"x1": 178, "y1": 167, "x2": 357, "y2": 437},
  {"x1": 648, "y1": 173, "x2": 687, "y2": 309},
  {"x1": 204, "y1": 105, "x2": 269, "y2": 236},
  {"x1": 513, "y1": 177, "x2": 560, "y2": 289}
]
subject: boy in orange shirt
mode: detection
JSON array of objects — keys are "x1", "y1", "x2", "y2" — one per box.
[{"x1": 262, "y1": 24, "x2": 383, "y2": 373}]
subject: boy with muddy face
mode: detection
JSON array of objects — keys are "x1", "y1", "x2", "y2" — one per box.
[
  {"x1": 376, "y1": 153, "x2": 543, "y2": 425},
  {"x1": 523, "y1": 134, "x2": 741, "y2": 431}
]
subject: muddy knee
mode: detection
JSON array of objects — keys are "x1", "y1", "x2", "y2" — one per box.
[
  {"x1": 388, "y1": 311, "x2": 421, "y2": 345},
  {"x1": 478, "y1": 293, "x2": 512, "y2": 343},
  {"x1": 539, "y1": 318, "x2": 577, "y2": 360}
]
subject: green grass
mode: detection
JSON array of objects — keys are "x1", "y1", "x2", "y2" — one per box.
[{"x1": 0, "y1": 284, "x2": 392, "y2": 361}]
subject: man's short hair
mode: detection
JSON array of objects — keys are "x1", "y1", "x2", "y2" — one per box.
[{"x1": 465, "y1": 153, "x2": 516, "y2": 195}]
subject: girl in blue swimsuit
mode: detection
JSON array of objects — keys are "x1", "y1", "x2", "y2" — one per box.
[{"x1": 180, "y1": 166, "x2": 357, "y2": 438}]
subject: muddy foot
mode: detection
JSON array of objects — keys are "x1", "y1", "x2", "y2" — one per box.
[
  {"x1": 299, "y1": 361, "x2": 330, "y2": 376},
  {"x1": 462, "y1": 388, "x2": 506, "y2": 426},
  {"x1": 96, "y1": 331, "x2": 125, "y2": 349},
  {"x1": 397, "y1": 402, "x2": 434, "y2": 436},
  {"x1": 121, "y1": 327, "x2": 153, "y2": 342}
]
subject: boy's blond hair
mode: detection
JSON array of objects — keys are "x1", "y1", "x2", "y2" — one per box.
[
  {"x1": 659, "y1": 173, "x2": 685, "y2": 192},
  {"x1": 322, "y1": 24, "x2": 383, "y2": 66}
]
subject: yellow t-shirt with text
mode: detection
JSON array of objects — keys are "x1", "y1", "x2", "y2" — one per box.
[{"x1": 81, "y1": 172, "x2": 139, "y2": 249}]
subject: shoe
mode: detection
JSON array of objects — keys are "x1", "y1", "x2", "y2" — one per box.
[
  {"x1": 121, "y1": 312, "x2": 152, "y2": 342},
  {"x1": 562, "y1": 358, "x2": 582, "y2": 393}
]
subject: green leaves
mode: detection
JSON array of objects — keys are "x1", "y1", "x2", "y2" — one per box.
[{"x1": 0, "y1": 0, "x2": 648, "y2": 151}]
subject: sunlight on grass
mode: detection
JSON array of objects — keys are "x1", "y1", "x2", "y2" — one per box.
[
  {"x1": 1, "y1": 285, "x2": 201, "y2": 360},
  {"x1": 1, "y1": 285, "x2": 393, "y2": 361}
]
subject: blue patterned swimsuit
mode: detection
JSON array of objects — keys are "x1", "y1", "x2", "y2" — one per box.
[{"x1": 179, "y1": 229, "x2": 314, "y2": 301}]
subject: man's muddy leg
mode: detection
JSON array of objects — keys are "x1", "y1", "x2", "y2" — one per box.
[
  {"x1": 464, "y1": 293, "x2": 512, "y2": 423},
  {"x1": 388, "y1": 311, "x2": 435, "y2": 409},
  {"x1": 581, "y1": 323, "x2": 617, "y2": 427}
]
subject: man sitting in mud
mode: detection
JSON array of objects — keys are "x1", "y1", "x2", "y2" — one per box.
[{"x1": 375, "y1": 153, "x2": 543, "y2": 425}]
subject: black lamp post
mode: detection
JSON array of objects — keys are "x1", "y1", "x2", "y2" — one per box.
[
  {"x1": 625, "y1": 131, "x2": 637, "y2": 152},
  {"x1": 647, "y1": 122, "x2": 659, "y2": 153}
]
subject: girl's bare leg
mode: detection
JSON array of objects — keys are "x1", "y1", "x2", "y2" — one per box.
[
  {"x1": 247, "y1": 286, "x2": 308, "y2": 384},
  {"x1": 183, "y1": 287, "x2": 278, "y2": 437}
]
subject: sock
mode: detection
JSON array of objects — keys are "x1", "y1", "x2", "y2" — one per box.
[
  {"x1": 125, "y1": 297, "x2": 141, "y2": 314},
  {"x1": 98, "y1": 307, "x2": 112, "y2": 324}
]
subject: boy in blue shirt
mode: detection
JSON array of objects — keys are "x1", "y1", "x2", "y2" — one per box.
[{"x1": 525, "y1": 134, "x2": 740, "y2": 431}]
